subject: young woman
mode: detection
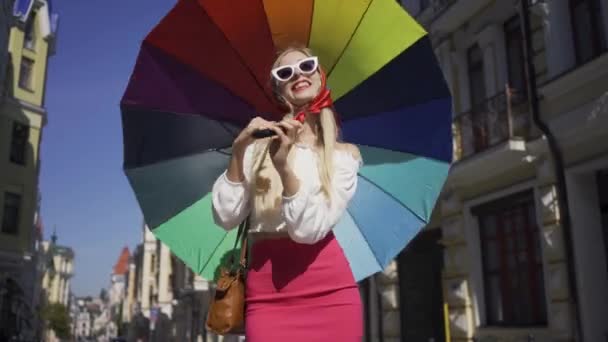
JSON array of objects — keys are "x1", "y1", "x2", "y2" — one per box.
[{"x1": 211, "y1": 47, "x2": 363, "y2": 341}]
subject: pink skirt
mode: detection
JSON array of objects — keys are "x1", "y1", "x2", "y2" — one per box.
[{"x1": 245, "y1": 232, "x2": 363, "y2": 341}]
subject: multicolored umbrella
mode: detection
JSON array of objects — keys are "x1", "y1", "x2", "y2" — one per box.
[{"x1": 121, "y1": 0, "x2": 452, "y2": 282}]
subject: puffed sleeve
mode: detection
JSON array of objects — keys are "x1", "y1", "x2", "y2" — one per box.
[
  {"x1": 211, "y1": 144, "x2": 254, "y2": 230},
  {"x1": 282, "y1": 150, "x2": 362, "y2": 244}
]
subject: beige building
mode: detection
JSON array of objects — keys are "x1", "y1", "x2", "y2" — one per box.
[
  {"x1": 41, "y1": 232, "x2": 74, "y2": 306},
  {"x1": 360, "y1": 1, "x2": 608, "y2": 341},
  {"x1": 123, "y1": 223, "x2": 229, "y2": 341}
]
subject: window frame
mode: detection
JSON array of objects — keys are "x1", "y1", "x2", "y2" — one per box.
[
  {"x1": 473, "y1": 190, "x2": 548, "y2": 327},
  {"x1": 504, "y1": 15, "x2": 528, "y2": 97},
  {"x1": 18, "y1": 57, "x2": 35, "y2": 91},
  {"x1": 569, "y1": 0, "x2": 607, "y2": 65},
  {"x1": 9, "y1": 121, "x2": 29, "y2": 166},
  {"x1": 1, "y1": 191, "x2": 23, "y2": 235}
]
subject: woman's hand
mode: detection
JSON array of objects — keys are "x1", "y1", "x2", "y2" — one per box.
[
  {"x1": 232, "y1": 116, "x2": 274, "y2": 155},
  {"x1": 268, "y1": 119, "x2": 302, "y2": 172},
  {"x1": 226, "y1": 116, "x2": 273, "y2": 183}
]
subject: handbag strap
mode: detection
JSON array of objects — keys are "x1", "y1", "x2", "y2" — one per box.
[{"x1": 229, "y1": 216, "x2": 249, "y2": 270}]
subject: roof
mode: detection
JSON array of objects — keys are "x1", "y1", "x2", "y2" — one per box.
[{"x1": 112, "y1": 247, "x2": 130, "y2": 275}]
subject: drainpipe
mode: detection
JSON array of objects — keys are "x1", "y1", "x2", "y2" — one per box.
[{"x1": 519, "y1": 1, "x2": 584, "y2": 340}]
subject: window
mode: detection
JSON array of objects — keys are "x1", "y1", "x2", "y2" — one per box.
[
  {"x1": 504, "y1": 16, "x2": 527, "y2": 96},
  {"x1": 2, "y1": 192, "x2": 22, "y2": 235},
  {"x1": 10, "y1": 122, "x2": 29, "y2": 165},
  {"x1": 468, "y1": 44, "x2": 487, "y2": 107},
  {"x1": 18, "y1": 57, "x2": 34, "y2": 90},
  {"x1": 467, "y1": 44, "x2": 489, "y2": 151},
  {"x1": 23, "y1": 10, "x2": 36, "y2": 50},
  {"x1": 570, "y1": 0, "x2": 607, "y2": 64},
  {"x1": 473, "y1": 190, "x2": 547, "y2": 326}
]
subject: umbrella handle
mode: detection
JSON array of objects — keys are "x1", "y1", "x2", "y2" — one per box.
[{"x1": 252, "y1": 128, "x2": 277, "y2": 139}]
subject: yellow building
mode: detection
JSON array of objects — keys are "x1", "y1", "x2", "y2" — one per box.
[{"x1": 0, "y1": 0, "x2": 58, "y2": 339}]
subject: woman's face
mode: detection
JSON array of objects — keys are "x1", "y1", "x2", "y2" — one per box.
[{"x1": 276, "y1": 51, "x2": 322, "y2": 108}]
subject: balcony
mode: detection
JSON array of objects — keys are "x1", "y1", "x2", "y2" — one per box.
[{"x1": 449, "y1": 88, "x2": 537, "y2": 186}]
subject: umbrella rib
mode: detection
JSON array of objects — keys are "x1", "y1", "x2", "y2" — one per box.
[
  {"x1": 357, "y1": 173, "x2": 428, "y2": 224},
  {"x1": 326, "y1": 0, "x2": 374, "y2": 76},
  {"x1": 352, "y1": 140, "x2": 452, "y2": 165},
  {"x1": 125, "y1": 146, "x2": 233, "y2": 171},
  {"x1": 335, "y1": 94, "x2": 451, "y2": 123},
  {"x1": 197, "y1": 230, "x2": 234, "y2": 278},
  {"x1": 200, "y1": 7, "x2": 275, "y2": 118},
  {"x1": 306, "y1": 1, "x2": 315, "y2": 47},
  {"x1": 343, "y1": 206, "x2": 385, "y2": 273},
  {"x1": 135, "y1": 43, "x2": 259, "y2": 122}
]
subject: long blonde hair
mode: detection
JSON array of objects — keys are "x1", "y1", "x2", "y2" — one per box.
[{"x1": 250, "y1": 47, "x2": 338, "y2": 221}]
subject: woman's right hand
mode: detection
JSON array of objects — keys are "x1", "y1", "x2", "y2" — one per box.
[{"x1": 232, "y1": 117, "x2": 274, "y2": 155}]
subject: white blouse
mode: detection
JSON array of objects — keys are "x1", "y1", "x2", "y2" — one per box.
[{"x1": 211, "y1": 143, "x2": 362, "y2": 244}]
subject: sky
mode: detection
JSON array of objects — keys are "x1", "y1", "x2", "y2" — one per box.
[{"x1": 40, "y1": 0, "x2": 176, "y2": 297}]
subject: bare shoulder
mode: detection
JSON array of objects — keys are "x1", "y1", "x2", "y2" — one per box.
[{"x1": 336, "y1": 142, "x2": 362, "y2": 162}]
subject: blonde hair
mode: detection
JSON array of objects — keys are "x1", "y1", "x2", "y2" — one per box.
[{"x1": 250, "y1": 47, "x2": 338, "y2": 221}]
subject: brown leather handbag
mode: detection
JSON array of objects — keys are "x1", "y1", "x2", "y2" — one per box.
[{"x1": 206, "y1": 217, "x2": 249, "y2": 335}]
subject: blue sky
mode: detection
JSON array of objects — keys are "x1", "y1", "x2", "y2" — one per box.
[{"x1": 41, "y1": 0, "x2": 176, "y2": 296}]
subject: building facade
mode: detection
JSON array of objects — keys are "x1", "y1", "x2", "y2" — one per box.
[
  {"x1": 120, "y1": 223, "x2": 230, "y2": 341},
  {"x1": 362, "y1": 1, "x2": 608, "y2": 341},
  {"x1": 41, "y1": 232, "x2": 74, "y2": 306},
  {"x1": 0, "y1": 0, "x2": 58, "y2": 339}
]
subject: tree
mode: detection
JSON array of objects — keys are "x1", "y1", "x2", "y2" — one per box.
[{"x1": 41, "y1": 303, "x2": 71, "y2": 339}]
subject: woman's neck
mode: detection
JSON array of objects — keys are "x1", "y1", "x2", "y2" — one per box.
[{"x1": 297, "y1": 116, "x2": 319, "y2": 147}]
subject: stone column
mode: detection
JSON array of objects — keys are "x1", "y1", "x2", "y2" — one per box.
[
  {"x1": 535, "y1": 157, "x2": 575, "y2": 340},
  {"x1": 435, "y1": 39, "x2": 456, "y2": 103},
  {"x1": 378, "y1": 261, "x2": 401, "y2": 342},
  {"x1": 440, "y1": 190, "x2": 475, "y2": 341},
  {"x1": 158, "y1": 242, "x2": 173, "y2": 318},
  {"x1": 63, "y1": 280, "x2": 70, "y2": 306},
  {"x1": 141, "y1": 236, "x2": 155, "y2": 317}
]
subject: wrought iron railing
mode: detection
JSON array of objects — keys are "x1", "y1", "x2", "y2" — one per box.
[{"x1": 453, "y1": 87, "x2": 532, "y2": 161}]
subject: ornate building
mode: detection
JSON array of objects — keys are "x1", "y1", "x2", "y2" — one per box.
[
  {"x1": 1, "y1": 0, "x2": 58, "y2": 338},
  {"x1": 361, "y1": 1, "x2": 608, "y2": 341}
]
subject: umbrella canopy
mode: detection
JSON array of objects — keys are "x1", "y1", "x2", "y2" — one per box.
[{"x1": 121, "y1": 0, "x2": 452, "y2": 281}]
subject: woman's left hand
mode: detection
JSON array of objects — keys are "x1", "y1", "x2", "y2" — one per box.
[{"x1": 268, "y1": 119, "x2": 302, "y2": 172}]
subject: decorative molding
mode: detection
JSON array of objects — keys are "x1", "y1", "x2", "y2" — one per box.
[
  {"x1": 442, "y1": 214, "x2": 465, "y2": 240},
  {"x1": 381, "y1": 284, "x2": 399, "y2": 310},
  {"x1": 547, "y1": 262, "x2": 570, "y2": 301},
  {"x1": 445, "y1": 276, "x2": 470, "y2": 305},
  {"x1": 382, "y1": 309, "x2": 401, "y2": 337},
  {"x1": 540, "y1": 224, "x2": 566, "y2": 262},
  {"x1": 448, "y1": 306, "x2": 473, "y2": 338},
  {"x1": 536, "y1": 156, "x2": 556, "y2": 185},
  {"x1": 444, "y1": 245, "x2": 469, "y2": 274},
  {"x1": 538, "y1": 184, "x2": 560, "y2": 225},
  {"x1": 549, "y1": 301, "x2": 574, "y2": 338},
  {"x1": 378, "y1": 261, "x2": 399, "y2": 285}
]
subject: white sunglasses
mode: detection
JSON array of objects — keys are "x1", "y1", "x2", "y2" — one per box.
[{"x1": 271, "y1": 56, "x2": 319, "y2": 82}]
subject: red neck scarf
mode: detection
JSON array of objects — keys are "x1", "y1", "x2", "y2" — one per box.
[{"x1": 294, "y1": 69, "x2": 335, "y2": 123}]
